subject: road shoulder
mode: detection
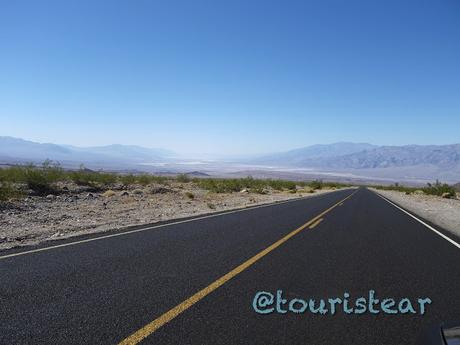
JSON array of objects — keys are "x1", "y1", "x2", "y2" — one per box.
[{"x1": 370, "y1": 188, "x2": 460, "y2": 242}]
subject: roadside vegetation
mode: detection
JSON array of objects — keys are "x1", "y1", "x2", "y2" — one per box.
[
  {"x1": 0, "y1": 161, "x2": 351, "y2": 201},
  {"x1": 194, "y1": 177, "x2": 348, "y2": 194},
  {"x1": 373, "y1": 180, "x2": 457, "y2": 198}
]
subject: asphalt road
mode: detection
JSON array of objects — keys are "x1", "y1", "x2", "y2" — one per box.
[{"x1": 1, "y1": 188, "x2": 459, "y2": 344}]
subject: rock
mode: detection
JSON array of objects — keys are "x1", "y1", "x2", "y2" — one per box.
[
  {"x1": 442, "y1": 192, "x2": 453, "y2": 199},
  {"x1": 150, "y1": 187, "x2": 172, "y2": 194},
  {"x1": 240, "y1": 189, "x2": 249, "y2": 193},
  {"x1": 121, "y1": 191, "x2": 130, "y2": 197},
  {"x1": 414, "y1": 190, "x2": 424, "y2": 195},
  {"x1": 62, "y1": 186, "x2": 69, "y2": 192},
  {"x1": 86, "y1": 193, "x2": 94, "y2": 198},
  {"x1": 46, "y1": 194, "x2": 56, "y2": 200},
  {"x1": 132, "y1": 189, "x2": 143, "y2": 195}
]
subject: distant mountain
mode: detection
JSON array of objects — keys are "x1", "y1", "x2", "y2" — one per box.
[
  {"x1": 311, "y1": 144, "x2": 460, "y2": 169},
  {"x1": 253, "y1": 142, "x2": 377, "y2": 166},
  {"x1": 0, "y1": 136, "x2": 174, "y2": 166},
  {"x1": 252, "y1": 143, "x2": 460, "y2": 170},
  {"x1": 66, "y1": 144, "x2": 174, "y2": 162},
  {"x1": 247, "y1": 143, "x2": 460, "y2": 183}
]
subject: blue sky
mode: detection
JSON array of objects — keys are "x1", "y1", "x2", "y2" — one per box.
[{"x1": 1, "y1": 0, "x2": 459, "y2": 156}]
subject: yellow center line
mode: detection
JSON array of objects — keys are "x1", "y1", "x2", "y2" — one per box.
[
  {"x1": 308, "y1": 218, "x2": 323, "y2": 229},
  {"x1": 117, "y1": 190, "x2": 357, "y2": 345}
]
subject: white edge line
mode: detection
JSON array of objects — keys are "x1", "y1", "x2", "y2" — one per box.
[
  {"x1": 0, "y1": 188, "x2": 354, "y2": 260},
  {"x1": 372, "y1": 190, "x2": 460, "y2": 250}
]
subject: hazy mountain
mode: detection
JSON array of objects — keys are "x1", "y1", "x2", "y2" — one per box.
[
  {"x1": 252, "y1": 143, "x2": 460, "y2": 170},
  {"x1": 66, "y1": 144, "x2": 175, "y2": 162},
  {"x1": 0, "y1": 137, "x2": 74, "y2": 162},
  {"x1": 2, "y1": 136, "x2": 459, "y2": 183},
  {"x1": 0, "y1": 136, "x2": 174, "y2": 165},
  {"x1": 246, "y1": 143, "x2": 460, "y2": 183},
  {"x1": 311, "y1": 144, "x2": 460, "y2": 169},
  {"x1": 253, "y1": 142, "x2": 378, "y2": 166}
]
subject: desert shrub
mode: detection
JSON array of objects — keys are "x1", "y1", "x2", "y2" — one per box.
[
  {"x1": 120, "y1": 174, "x2": 136, "y2": 186},
  {"x1": 134, "y1": 174, "x2": 168, "y2": 186},
  {"x1": 70, "y1": 171, "x2": 93, "y2": 186},
  {"x1": 176, "y1": 174, "x2": 191, "y2": 183},
  {"x1": 22, "y1": 162, "x2": 63, "y2": 195},
  {"x1": 374, "y1": 181, "x2": 455, "y2": 197},
  {"x1": 41, "y1": 159, "x2": 64, "y2": 180},
  {"x1": 308, "y1": 180, "x2": 323, "y2": 190},
  {"x1": 0, "y1": 162, "x2": 172, "y2": 196},
  {"x1": 373, "y1": 183, "x2": 420, "y2": 194},
  {"x1": 94, "y1": 172, "x2": 117, "y2": 185},
  {"x1": 196, "y1": 177, "x2": 298, "y2": 193},
  {"x1": 322, "y1": 181, "x2": 349, "y2": 189},
  {"x1": 267, "y1": 179, "x2": 296, "y2": 191},
  {"x1": 0, "y1": 166, "x2": 21, "y2": 182},
  {"x1": 137, "y1": 174, "x2": 151, "y2": 186},
  {"x1": 0, "y1": 181, "x2": 21, "y2": 201},
  {"x1": 423, "y1": 181, "x2": 456, "y2": 196},
  {"x1": 267, "y1": 180, "x2": 285, "y2": 191},
  {"x1": 152, "y1": 175, "x2": 168, "y2": 185},
  {"x1": 185, "y1": 192, "x2": 195, "y2": 199},
  {"x1": 24, "y1": 168, "x2": 53, "y2": 194},
  {"x1": 70, "y1": 169, "x2": 117, "y2": 188},
  {"x1": 252, "y1": 186, "x2": 267, "y2": 194},
  {"x1": 196, "y1": 178, "x2": 243, "y2": 193}
]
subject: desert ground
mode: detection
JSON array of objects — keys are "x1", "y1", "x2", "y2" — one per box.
[{"x1": 0, "y1": 180, "x2": 338, "y2": 250}]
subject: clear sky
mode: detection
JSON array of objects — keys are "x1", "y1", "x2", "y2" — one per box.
[{"x1": 1, "y1": 0, "x2": 459, "y2": 156}]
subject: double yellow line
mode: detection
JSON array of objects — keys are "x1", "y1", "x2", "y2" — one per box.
[{"x1": 118, "y1": 190, "x2": 357, "y2": 345}]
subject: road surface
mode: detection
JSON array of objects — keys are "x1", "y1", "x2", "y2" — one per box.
[{"x1": 1, "y1": 188, "x2": 459, "y2": 344}]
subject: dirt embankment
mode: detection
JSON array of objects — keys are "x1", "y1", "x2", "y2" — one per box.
[{"x1": 0, "y1": 182, "x2": 340, "y2": 250}]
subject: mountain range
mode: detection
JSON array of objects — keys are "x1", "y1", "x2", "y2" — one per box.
[
  {"x1": 1, "y1": 136, "x2": 459, "y2": 183},
  {"x1": 254, "y1": 142, "x2": 460, "y2": 183},
  {"x1": 0, "y1": 136, "x2": 174, "y2": 167},
  {"x1": 256, "y1": 142, "x2": 460, "y2": 169}
]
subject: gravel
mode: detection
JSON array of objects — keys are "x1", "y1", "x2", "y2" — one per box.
[{"x1": 0, "y1": 182, "x2": 340, "y2": 250}]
